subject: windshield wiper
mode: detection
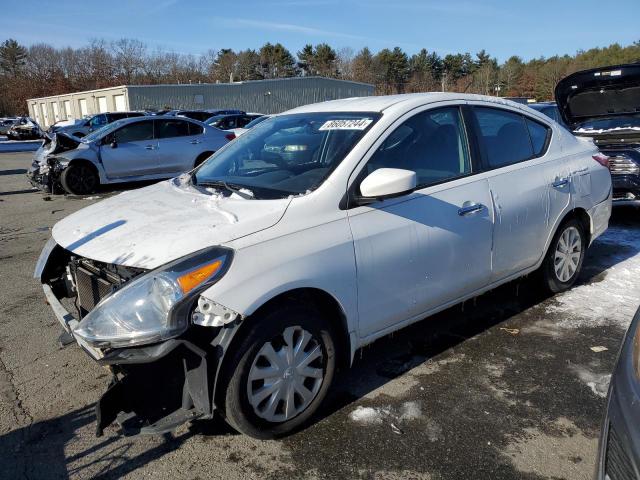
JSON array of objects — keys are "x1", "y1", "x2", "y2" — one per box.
[{"x1": 197, "y1": 180, "x2": 255, "y2": 199}]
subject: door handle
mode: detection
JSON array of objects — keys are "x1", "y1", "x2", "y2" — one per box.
[
  {"x1": 145, "y1": 145, "x2": 155, "y2": 150},
  {"x1": 552, "y1": 177, "x2": 569, "y2": 188},
  {"x1": 458, "y1": 202, "x2": 484, "y2": 216},
  {"x1": 189, "y1": 139, "x2": 202, "y2": 144}
]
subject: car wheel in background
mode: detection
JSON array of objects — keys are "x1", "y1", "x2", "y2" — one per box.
[
  {"x1": 60, "y1": 163, "x2": 99, "y2": 195},
  {"x1": 220, "y1": 302, "x2": 336, "y2": 439},
  {"x1": 194, "y1": 151, "x2": 214, "y2": 168},
  {"x1": 540, "y1": 218, "x2": 586, "y2": 293}
]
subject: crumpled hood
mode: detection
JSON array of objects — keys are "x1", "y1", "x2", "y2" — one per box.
[
  {"x1": 33, "y1": 133, "x2": 83, "y2": 166},
  {"x1": 555, "y1": 63, "x2": 640, "y2": 129},
  {"x1": 52, "y1": 180, "x2": 291, "y2": 269}
]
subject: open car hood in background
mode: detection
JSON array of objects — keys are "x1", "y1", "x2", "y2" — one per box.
[{"x1": 555, "y1": 63, "x2": 640, "y2": 129}]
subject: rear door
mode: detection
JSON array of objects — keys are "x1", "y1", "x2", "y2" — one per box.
[
  {"x1": 468, "y1": 105, "x2": 568, "y2": 281},
  {"x1": 154, "y1": 119, "x2": 202, "y2": 173},
  {"x1": 100, "y1": 119, "x2": 158, "y2": 178}
]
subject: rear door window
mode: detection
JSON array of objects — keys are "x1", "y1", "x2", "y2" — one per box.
[
  {"x1": 472, "y1": 107, "x2": 533, "y2": 169},
  {"x1": 114, "y1": 121, "x2": 154, "y2": 143},
  {"x1": 188, "y1": 122, "x2": 204, "y2": 136},
  {"x1": 524, "y1": 117, "x2": 551, "y2": 156},
  {"x1": 155, "y1": 119, "x2": 190, "y2": 139}
]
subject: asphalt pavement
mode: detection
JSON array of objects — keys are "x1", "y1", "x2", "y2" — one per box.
[{"x1": 1, "y1": 151, "x2": 639, "y2": 479}]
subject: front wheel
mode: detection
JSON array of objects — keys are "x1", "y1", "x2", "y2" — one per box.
[
  {"x1": 60, "y1": 163, "x2": 99, "y2": 195},
  {"x1": 220, "y1": 303, "x2": 336, "y2": 439},
  {"x1": 540, "y1": 218, "x2": 586, "y2": 293}
]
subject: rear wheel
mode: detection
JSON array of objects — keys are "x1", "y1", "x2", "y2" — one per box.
[
  {"x1": 540, "y1": 218, "x2": 586, "y2": 293},
  {"x1": 194, "y1": 151, "x2": 214, "y2": 168},
  {"x1": 220, "y1": 303, "x2": 336, "y2": 439},
  {"x1": 60, "y1": 163, "x2": 99, "y2": 195}
]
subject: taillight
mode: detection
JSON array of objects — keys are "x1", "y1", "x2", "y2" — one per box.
[
  {"x1": 592, "y1": 153, "x2": 609, "y2": 168},
  {"x1": 225, "y1": 133, "x2": 236, "y2": 141}
]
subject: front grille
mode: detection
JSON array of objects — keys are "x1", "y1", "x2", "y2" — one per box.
[
  {"x1": 605, "y1": 424, "x2": 636, "y2": 480},
  {"x1": 608, "y1": 155, "x2": 640, "y2": 175},
  {"x1": 75, "y1": 266, "x2": 115, "y2": 312}
]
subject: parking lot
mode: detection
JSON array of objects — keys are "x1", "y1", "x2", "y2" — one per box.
[{"x1": 0, "y1": 149, "x2": 639, "y2": 479}]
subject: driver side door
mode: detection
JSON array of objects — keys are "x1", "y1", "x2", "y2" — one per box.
[{"x1": 100, "y1": 120, "x2": 159, "y2": 179}]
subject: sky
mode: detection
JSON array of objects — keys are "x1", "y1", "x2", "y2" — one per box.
[{"x1": 1, "y1": 0, "x2": 638, "y2": 62}]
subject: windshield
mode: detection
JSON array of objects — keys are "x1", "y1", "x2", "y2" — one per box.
[
  {"x1": 193, "y1": 112, "x2": 379, "y2": 199},
  {"x1": 206, "y1": 115, "x2": 226, "y2": 126},
  {"x1": 574, "y1": 115, "x2": 640, "y2": 132},
  {"x1": 82, "y1": 119, "x2": 128, "y2": 142}
]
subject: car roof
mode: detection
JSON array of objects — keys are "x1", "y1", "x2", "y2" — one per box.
[{"x1": 287, "y1": 92, "x2": 535, "y2": 114}]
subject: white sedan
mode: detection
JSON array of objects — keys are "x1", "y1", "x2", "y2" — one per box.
[{"x1": 36, "y1": 93, "x2": 611, "y2": 438}]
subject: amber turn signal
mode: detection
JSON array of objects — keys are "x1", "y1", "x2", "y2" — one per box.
[{"x1": 177, "y1": 260, "x2": 223, "y2": 294}]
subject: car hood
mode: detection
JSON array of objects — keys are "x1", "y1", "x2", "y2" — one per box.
[
  {"x1": 34, "y1": 133, "x2": 82, "y2": 165},
  {"x1": 555, "y1": 63, "x2": 640, "y2": 130},
  {"x1": 51, "y1": 179, "x2": 291, "y2": 269}
]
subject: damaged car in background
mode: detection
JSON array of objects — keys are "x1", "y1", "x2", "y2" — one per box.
[
  {"x1": 27, "y1": 115, "x2": 234, "y2": 194},
  {"x1": 48, "y1": 111, "x2": 147, "y2": 138},
  {"x1": 556, "y1": 63, "x2": 640, "y2": 205},
  {"x1": 35, "y1": 93, "x2": 611, "y2": 439},
  {"x1": 6, "y1": 116, "x2": 44, "y2": 140}
]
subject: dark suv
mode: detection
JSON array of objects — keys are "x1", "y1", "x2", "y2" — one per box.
[{"x1": 556, "y1": 64, "x2": 640, "y2": 204}]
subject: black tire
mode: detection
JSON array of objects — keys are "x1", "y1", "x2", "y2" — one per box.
[
  {"x1": 60, "y1": 162, "x2": 99, "y2": 195},
  {"x1": 194, "y1": 151, "x2": 214, "y2": 168},
  {"x1": 540, "y1": 218, "x2": 586, "y2": 293},
  {"x1": 220, "y1": 302, "x2": 336, "y2": 439}
]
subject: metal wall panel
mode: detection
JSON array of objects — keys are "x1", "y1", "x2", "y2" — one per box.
[
  {"x1": 127, "y1": 77, "x2": 374, "y2": 114},
  {"x1": 27, "y1": 78, "x2": 374, "y2": 126}
]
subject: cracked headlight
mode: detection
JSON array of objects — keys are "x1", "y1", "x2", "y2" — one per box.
[{"x1": 73, "y1": 247, "x2": 233, "y2": 348}]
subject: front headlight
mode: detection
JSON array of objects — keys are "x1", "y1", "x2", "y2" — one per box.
[{"x1": 73, "y1": 246, "x2": 233, "y2": 348}]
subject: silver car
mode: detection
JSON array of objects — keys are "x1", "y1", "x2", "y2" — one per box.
[
  {"x1": 28, "y1": 116, "x2": 233, "y2": 194},
  {"x1": 48, "y1": 111, "x2": 147, "y2": 138}
]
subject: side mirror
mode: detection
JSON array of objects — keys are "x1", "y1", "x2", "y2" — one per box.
[
  {"x1": 359, "y1": 168, "x2": 417, "y2": 199},
  {"x1": 110, "y1": 141, "x2": 118, "y2": 148}
]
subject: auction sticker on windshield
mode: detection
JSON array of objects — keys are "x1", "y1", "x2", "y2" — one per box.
[{"x1": 319, "y1": 118, "x2": 373, "y2": 131}]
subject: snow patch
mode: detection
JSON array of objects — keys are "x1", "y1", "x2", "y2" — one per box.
[
  {"x1": 545, "y1": 225, "x2": 640, "y2": 330},
  {"x1": 349, "y1": 401, "x2": 424, "y2": 425},
  {"x1": 571, "y1": 365, "x2": 611, "y2": 398},
  {"x1": 349, "y1": 406, "x2": 384, "y2": 425}
]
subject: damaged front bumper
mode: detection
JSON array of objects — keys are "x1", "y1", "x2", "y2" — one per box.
[
  {"x1": 44, "y1": 278, "x2": 239, "y2": 436},
  {"x1": 36, "y1": 240, "x2": 241, "y2": 437}
]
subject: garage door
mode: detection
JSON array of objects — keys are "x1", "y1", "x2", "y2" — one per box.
[
  {"x1": 40, "y1": 103, "x2": 49, "y2": 126},
  {"x1": 97, "y1": 96, "x2": 108, "y2": 113},
  {"x1": 63, "y1": 100, "x2": 72, "y2": 119},
  {"x1": 78, "y1": 99, "x2": 88, "y2": 117},
  {"x1": 114, "y1": 94, "x2": 126, "y2": 112}
]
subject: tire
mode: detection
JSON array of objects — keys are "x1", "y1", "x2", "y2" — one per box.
[
  {"x1": 194, "y1": 151, "x2": 214, "y2": 168},
  {"x1": 60, "y1": 163, "x2": 99, "y2": 195},
  {"x1": 540, "y1": 218, "x2": 586, "y2": 293},
  {"x1": 220, "y1": 302, "x2": 336, "y2": 439}
]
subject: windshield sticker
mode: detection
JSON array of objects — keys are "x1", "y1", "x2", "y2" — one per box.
[{"x1": 319, "y1": 118, "x2": 373, "y2": 131}]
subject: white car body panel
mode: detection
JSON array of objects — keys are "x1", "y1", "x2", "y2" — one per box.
[
  {"x1": 45, "y1": 92, "x2": 612, "y2": 360},
  {"x1": 51, "y1": 180, "x2": 291, "y2": 269}
]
